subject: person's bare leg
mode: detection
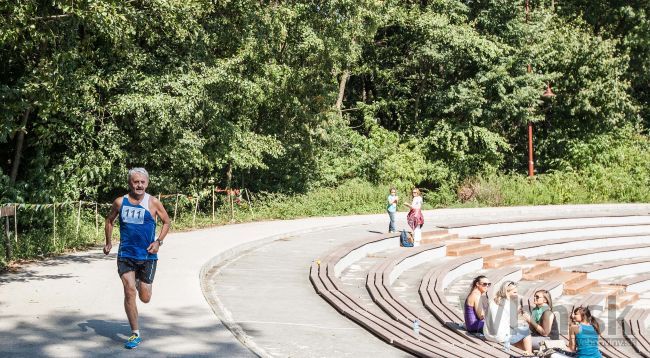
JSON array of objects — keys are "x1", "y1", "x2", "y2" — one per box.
[
  {"x1": 121, "y1": 271, "x2": 139, "y2": 331},
  {"x1": 513, "y1": 335, "x2": 533, "y2": 355},
  {"x1": 138, "y1": 282, "x2": 152, "y2": 303}
]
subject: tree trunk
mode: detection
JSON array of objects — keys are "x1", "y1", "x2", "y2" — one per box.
[
  {"x1": 10, "y1": 108, "x2": 30, "y2": 184},
  {"x1": 226, "y1": 162, "x2": 233, "y2": 190},
  {"x1": 335, "y1": 70, "x2": 350, "y2": 113}
]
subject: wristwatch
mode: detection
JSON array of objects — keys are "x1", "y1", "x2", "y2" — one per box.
[{"x1": 156, "y1": 239, "x2": 163, "y2": 246}]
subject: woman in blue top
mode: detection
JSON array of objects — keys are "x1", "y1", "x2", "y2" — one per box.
[{"x1": 563, "y1": 306, "x2": 602, "y2": 358}]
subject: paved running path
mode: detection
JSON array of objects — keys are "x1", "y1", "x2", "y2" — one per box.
[
  {"x1": 0, "y1": 213, "x2": 396, "y2": 357},
  {"x1": 205, "y1": 221, "x2": 410, "y2": 358},
  {"x1": 1, "y1": 204, "x2": 649, "y2": 357}
]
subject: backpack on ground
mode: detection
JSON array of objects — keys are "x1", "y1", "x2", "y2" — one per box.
[{"x1": 400, "y1": 229, "x2": 413, "y2": 247}]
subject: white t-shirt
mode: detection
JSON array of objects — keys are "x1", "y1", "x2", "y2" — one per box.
[
  {"x1": 483, "y1": 298, "x2": 518, "y2": 343},
  {"x1": 411, "y1": 196, "x2": 422, "y2": 209}
]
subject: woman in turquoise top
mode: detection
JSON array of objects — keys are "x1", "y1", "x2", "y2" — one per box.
[{"x1": 568, "y1": 306, "x2": 602, "y2": 358}]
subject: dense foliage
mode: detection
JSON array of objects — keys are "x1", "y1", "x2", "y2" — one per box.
[{"x1": 1, "y1": 0, "x2": 649, "y2": 202}]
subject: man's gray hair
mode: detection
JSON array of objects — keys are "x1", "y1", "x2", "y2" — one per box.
[{"x1": 128, "y1": 167, "x2": 149, "y2": 181}]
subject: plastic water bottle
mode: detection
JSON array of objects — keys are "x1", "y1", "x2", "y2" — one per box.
[
  {"x1": 413, "y1": 319, "x2": 420, "y2": 337},
  {"x1": 503, "y1": 333, "x2": 511, "y2": 352}
]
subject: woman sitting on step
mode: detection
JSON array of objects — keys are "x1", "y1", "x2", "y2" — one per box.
[
  {"x1": 464, "y1": 275, "x2": 489, "y2": 334},
  {"x1": 524, "y1": 289, "x2": 560, "y2": 350},
  {"x1": 484, "y1": 281, "x2": 533, "y2": 355},
  {"x1": 550, "y1": 306, "x2": 602, "y2": 358}
]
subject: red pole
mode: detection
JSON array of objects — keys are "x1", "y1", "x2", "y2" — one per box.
[
  {"x1": 526, "y1": 0, "x2": 534, "y2": 177},
  {"x1": 528, "y1": 121, "x2": 534, "y2": 177}
]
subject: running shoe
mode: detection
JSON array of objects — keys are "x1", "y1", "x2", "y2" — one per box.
[{"x1": 124, "y1": 334, "x2": 142, "y2": 349}]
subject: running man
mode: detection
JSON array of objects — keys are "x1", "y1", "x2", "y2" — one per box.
[{"x1": 103, "y1": 167, "x2": 170, "y2": 349}]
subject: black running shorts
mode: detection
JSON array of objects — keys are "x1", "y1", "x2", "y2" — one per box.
[{"x1": 117, "y1": 257, "x2": 157, "y2": 284}]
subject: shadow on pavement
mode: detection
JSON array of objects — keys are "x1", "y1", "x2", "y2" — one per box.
[
  {"x1": 0, "y1": 305, "x2": 254, "y2": 357},
  {"x1": 0, "y1": 253, "x2": 114, "y2": 284},
  {"x1": 78, "y1": 319, "x2": 128, "y2": 343}
]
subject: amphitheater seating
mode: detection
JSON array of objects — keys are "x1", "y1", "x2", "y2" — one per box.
[
  {"x1": 418, "y1": 255, "x2": 529, "y2": 356},
  {"x1": 310, "y1": 209, "x2": 650, "y2": 357},
  {"x1": 365, "y1": 245, "x2": 511, "y2": 357},
  {"x1": 572, "y1": 257, "x2": 650, "y2": 280},
  {"x1": 620, "y1": 308, "x2": 650, "y2": 357},
  {"x1": 309, "y1": 234, "x2": 493, "y2": 357},
  {"x1": 469, "y1": 221, "x2": 650, "y2": 240},
  {"x1": 437, "y1": 211, "x2": 650, "y2": 229},
  {"x1": 505, "y1": 233, "x2": 650, "y2": 257},
  {"x1": 610, "y1": 273, "x2": 650, "y2": 294}
]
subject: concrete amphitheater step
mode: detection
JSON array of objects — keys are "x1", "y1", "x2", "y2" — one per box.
[
  {"x1": 544, "y1": 271, "x2": 586, "y2": 285},
  {"x1": 424, "y1": 238, "x2": 471, "y2": 250},
  {"x1": 438, "y1": 210, "x2": 650, "y2": 230},
  {"x1": 534, "y1": 243, "x2": 650, "y2": 267},
  {"x1": 446, "y1": 243, "x2": 490, "y2": 256},
  {"x1": 577, "y1": 284, "x2": 640, "y2": 309},
  {"x1": 571, "y1": 257, "x2": 650, "y2": 280},
  {"x1": 478, "y1": 248, "x2": 513, "y2": 260},
  {"x1": 603, "y1": 273, "x2": 650, "y2": 294},
  {"x1": 367, "y1": 247, "x2": 516, "y2": 357},
  {"x1": 522, "y1": 263, "x2": 562, "y2": 280},
  {"x1": 333, "y1": 236, "x2": 503, "y2": 357},
  {"x1": 505, "y1": 233, "x2": 650, "y2": 257},
  {"x1": 421, "y1": 230, "x2": 457, "y2": 241},
  {"x1": 470, "y1": 224, "x2": 650, "y2": 247},
  {"x1": 609, "y1": 292, "x2": 641, "y2": 309},
  {"x1": 483, "y1": 254, "x2": 525, "y2": 268},
  {"x1": 518, "y1": 259, "x2": 550, "y2": 272},
  {"x1": 591, "y1": 285, "x2": 626, "y2": 297},
  {"x1": 563, "y1": 278, "x2": 599, "y2": 295}
]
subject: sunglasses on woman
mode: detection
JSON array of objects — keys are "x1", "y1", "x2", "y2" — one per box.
[{"x1": 479, "y1": 282, "x2": 492, "y2": 287}]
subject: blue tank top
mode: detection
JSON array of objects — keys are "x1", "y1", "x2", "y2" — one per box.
[
  {"x1": 576, "y1": 324, "x2": 601, "y2": 358},
  {"x1": 118, "y1": 194, "x2": 157, "y2": 261}
]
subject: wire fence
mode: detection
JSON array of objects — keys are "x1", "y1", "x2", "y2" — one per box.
[{"x1": 0, "y1": 187, "x2": 254, "y2": 262}]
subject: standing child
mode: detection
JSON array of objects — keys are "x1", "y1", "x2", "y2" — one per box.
[{"x1": 387, "y1": 187, "x2": 398, "y2": 233}]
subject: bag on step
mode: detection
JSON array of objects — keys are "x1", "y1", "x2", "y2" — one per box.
[{"x1": 400, "y1": 229, "x2": 414, "y2": 247}]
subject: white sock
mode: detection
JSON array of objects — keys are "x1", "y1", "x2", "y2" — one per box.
[{"x1": 132, "y1": 330, "x2": 140, "y2": 337}]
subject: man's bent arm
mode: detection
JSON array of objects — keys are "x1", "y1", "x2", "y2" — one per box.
[
  {"x1": 154, "y1": 198, "x2": 171, "y2": 242},
  {"x1": 104, "y1": 199, "x2": 120, "y2": 254}
]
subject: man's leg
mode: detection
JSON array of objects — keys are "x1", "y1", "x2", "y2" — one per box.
[
  {"x1": 138, "y1": 281, "x2": 153, "y2": 303},
  {"x1": 120, "y1": 271, "x2": 139, "y2": 332},
  {"x1": 137, "y1": 259, "x2": 157, "y2": 303}
]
